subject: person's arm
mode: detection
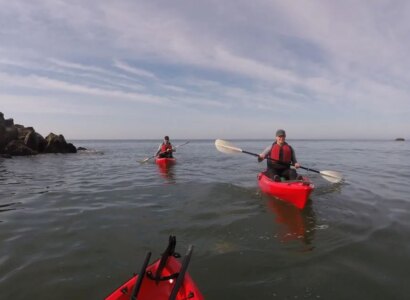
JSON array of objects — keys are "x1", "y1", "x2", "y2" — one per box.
[
  {"x1": 290, "y1": 146, "x2": 300, "y2": 168},
  {"x1": 155, "y1": 144, "x2": 161, "y2": 156},
  {"x1": 258, "y1": 146, "x2": 271, "y2": 162}
]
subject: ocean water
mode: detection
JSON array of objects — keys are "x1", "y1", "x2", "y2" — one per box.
[{"x1": 1, "y1": 139, "x2": 409, "y2": 299}]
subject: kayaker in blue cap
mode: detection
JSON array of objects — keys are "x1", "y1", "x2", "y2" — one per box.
[
  {"x1": 257, "y1": 129, "x2": 301, "y2": 181},
  {"x1": 155, "y1": 136, "x2": 175, "y2": 158}
]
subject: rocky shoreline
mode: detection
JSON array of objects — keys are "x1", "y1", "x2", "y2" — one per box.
[{"x1": 0, "y1": 112, "x2": 77, "y2": 157}]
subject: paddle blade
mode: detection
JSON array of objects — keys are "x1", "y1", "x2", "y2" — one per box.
[
  {"x1": 215, "y1": 139, "x2": 243, "y2": 154},
  {"x1": 139, "y1": 156, "x2": 153, "y2": 164},
  {"x1": 319, "y1": 170, "x2": 343, "y2": 183}
]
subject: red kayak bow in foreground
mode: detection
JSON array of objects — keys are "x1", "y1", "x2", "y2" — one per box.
[{"x1": 106, "y1": 236, "x2": 203, "y2": 300}]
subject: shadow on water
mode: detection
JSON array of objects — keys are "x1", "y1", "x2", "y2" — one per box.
[{"x1": 265, "y1": 197, "x2": 317, "y2": 248}]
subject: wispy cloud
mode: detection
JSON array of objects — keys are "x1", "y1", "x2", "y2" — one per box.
[
  {"x1": 0, "y1": 94, "x2": 104, "y2": 116},
  {"x1": 49, "y1": 58, "x2": 106, "y2": 73},
  {"x1": 113, "y1": 60, "x2": 157, "y2": 79},
  {"x1": 48, "y1": 58, "x2": 143, "y2": 83},
  {"x1": 0, "y1": 71, "x2": 166, "y2": 105},
  {"x1": 1, "y1": 0, "x2": 410, "y2": 138}
]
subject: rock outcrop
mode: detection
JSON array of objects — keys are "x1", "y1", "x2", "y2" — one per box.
[{"x1": 0, "y1": 112, "x2": 77, "y2": 157}]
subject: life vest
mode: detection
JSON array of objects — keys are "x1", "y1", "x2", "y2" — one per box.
[
  {"x1": 160, "y1": 142, "x2": 173, "y2": 153},
  {"x1": 268, "y1": 142, "x2": 292, "y2": 163}
]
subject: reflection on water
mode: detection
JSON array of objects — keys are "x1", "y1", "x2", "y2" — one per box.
[
  {"x1": 267, "y1": 198, "x2": 316, "y2": 247},
  {"x1": 156, "y1": 164, "x2": 176, "y2": 183}
]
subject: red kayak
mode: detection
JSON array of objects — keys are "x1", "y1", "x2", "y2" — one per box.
[
  {"x1": 106, "y1": 236, "x2": 203, "y2": 300},
  {"x1": 155, "y1": 157, "x2": 176, "y2": 167},
  {"x1": 258, "y1": 172, "x2": 314, "y2": 209}
]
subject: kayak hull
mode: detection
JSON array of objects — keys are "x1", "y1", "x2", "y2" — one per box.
[
  {"x1": 106, "y1": 255, "x2": 203, "y2": 300},
  {"x1": 258, "y1": 172, "x2": 314, "y2": 209},
  {"x1": 155, "y1": 157, "x2": 176, "y2": 167}
]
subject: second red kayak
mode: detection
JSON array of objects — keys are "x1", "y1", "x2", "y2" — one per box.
[
  {"x1": 155, "y1": 157, "x2": 176, "y2": 167},
  {"x1": 258, "y1": 172, "x2": 314, "y2": 209}
]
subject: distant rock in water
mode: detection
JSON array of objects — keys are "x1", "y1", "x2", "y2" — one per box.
[
  {"x1": 0, "y1": 112, "x2": 77, "y2": 156},
  {"x1": 395, "y1": 138, "x2": 405, "y2": 141}
]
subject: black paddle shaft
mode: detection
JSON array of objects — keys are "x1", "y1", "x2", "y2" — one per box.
[
  {"x1": 168, "y1": 246, "x2": 194, "y2": 300},
  {"x1": 243, "y1": 150, "x2": 291, "y2": 166},
  {"x1": 242, "y1": 150, "x2": 321, "y2": 174},
  {"x1": 131, "y1": 251, "x2": 152, "y2": 300},
  {"x1": 242, "y1": 150, "x2": 259, "y2": 157},
  {"x1": 155, "y1": 235, "x2": 176, "y2": 283}
]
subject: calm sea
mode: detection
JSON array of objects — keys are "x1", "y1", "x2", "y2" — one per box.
[{"x1": 1, "y1": 139, "x2": 409, "y2": 299}]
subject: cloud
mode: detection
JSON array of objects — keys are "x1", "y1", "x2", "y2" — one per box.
[
  {"x1": 0, "y1": 71, "x2": 166, "y2": 105},
  {"x1": 49, "y1": 58, "x2": 107, "y2": 73},
  {"x1": 47, "y1": 58, "x2": 143, "y2": 84},
  {"x1": 0, "y1": 94, "x2": 102, "y2": 116},
  {"x1": 1, "y1": 1, "x2": 410, "y2": 139},
  {"x1": 113, "y1": 60, "x2": 157, "y2": 79}
]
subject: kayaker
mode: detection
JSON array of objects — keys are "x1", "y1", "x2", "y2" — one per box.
[
  {"x1": 257, "y1": 129, "x2": 301, "y2": 181},
  {"x1": 155, "y1": 136, "x2": 175, "y2": 158}
]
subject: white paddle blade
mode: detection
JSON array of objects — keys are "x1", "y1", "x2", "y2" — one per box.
[
  {"x1": 139, "y1": 156, "x2": 153, "y2": 163},
  {"x1": 319, "y1": 170, "x2": 343, "y2": 183},
  {"x1": 214, "y1": 139, "x2": 243, "y2": 155}
]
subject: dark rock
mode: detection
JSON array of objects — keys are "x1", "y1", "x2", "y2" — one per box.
[
  {"x1": 4, "y1": 118, "x2": 14, "y2": 127},
  {"x1": 67, "y1": 143, "x2": 77, "y2": 153},
  {"x1": 44, "y1": 133, "x2": 64, "y2": 153},
  {"x1": 1, "y1": 153, "x2": 12, "y2": 159},
  {"x1": 5, "y1": 140, "x2": 37, "y2": 156},
  {"x1": 0, "y1": 112, "x2": 77, "y2": 156},
  {"x1": 77, "y1": 147, "x2": 87, "y2": 151},
  {"x1": 44, "y1": 133, "x2": 76, "y2": 153},
  {"x1": 17, "y1": 125, "x2": 34, "y2": 140},
  {"x1": 4, "y1": 126, "x2": 18, "y2": 145},
  {"x1": 24, "y1": 131, "x2": 46, "y2": 152},
  {"x1": 37, "y1": 133, "x2": 47, "y2": 152},
  {"x1": 0, "y1": 125, "x2": 5, "y2": 152},
  {"x1": 395, "y1": 138, "x2": 405, "y2": 141}
]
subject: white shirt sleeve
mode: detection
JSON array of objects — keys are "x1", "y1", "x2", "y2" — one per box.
[
  {"x1": 260, "y1": 145, "x2": 271, "y2": 157},
  {"x1": 155, "y1": 143, "x2": 162, "y2": 155}
]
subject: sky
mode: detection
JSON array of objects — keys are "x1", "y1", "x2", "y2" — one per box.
[{"x1": 1, "y1": 0, "x2": 409, "y2": 140}]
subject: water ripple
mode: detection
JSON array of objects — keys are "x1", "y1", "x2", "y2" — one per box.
[{"x1": 1, "y1": 140, "x2": 410, "y2": 299}]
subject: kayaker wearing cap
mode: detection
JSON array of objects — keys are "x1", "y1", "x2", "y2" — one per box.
[
  {"x1": 155, "y1": 136, "x2": 175, "y2": 158},
  {"x1": 257, "y1": 129, "x2": 301, "y2": 181}
]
